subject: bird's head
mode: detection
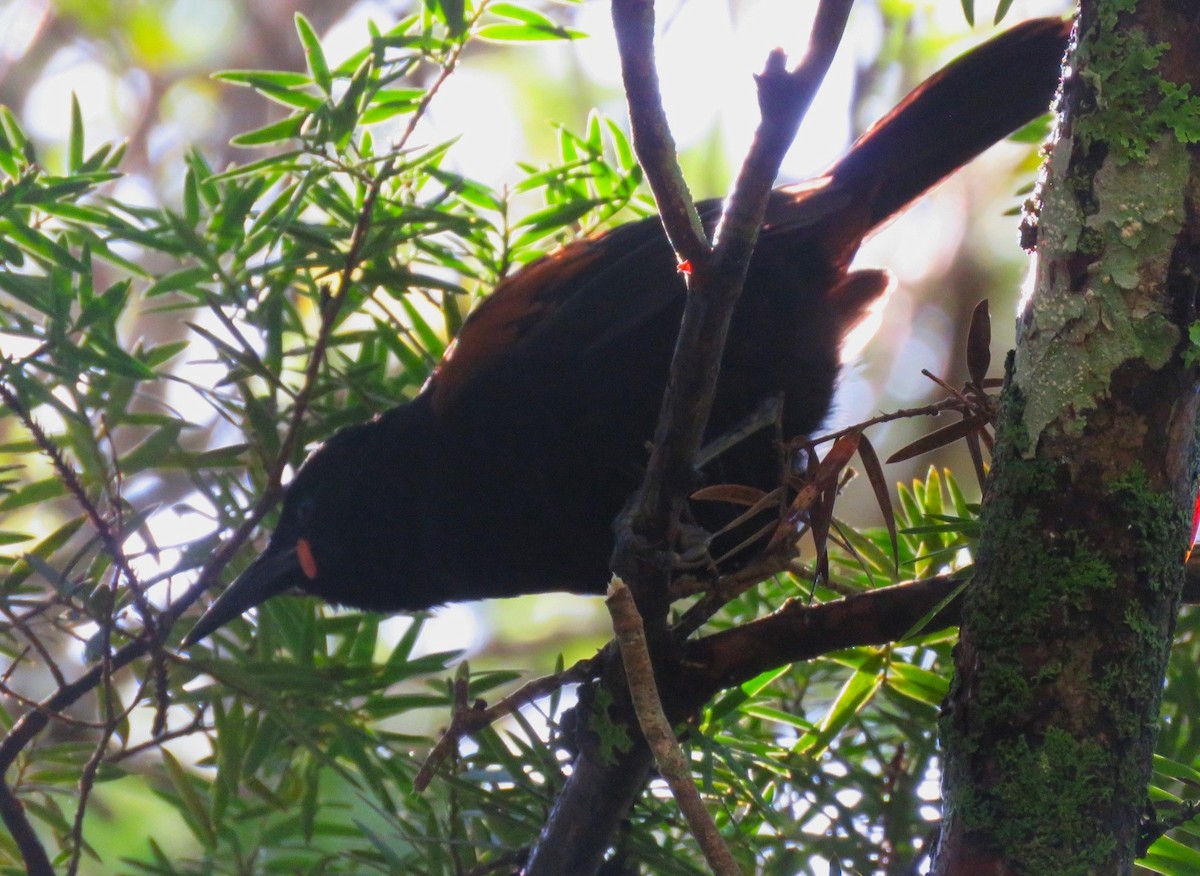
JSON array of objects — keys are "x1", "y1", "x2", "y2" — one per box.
[{"x1": 182, "y1": 402, "x2": 434, "y2": 646}]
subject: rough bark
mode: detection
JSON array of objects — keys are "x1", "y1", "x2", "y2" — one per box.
[{"x1": 935, "y1": 3, "x2": 1200, "y2": 874}]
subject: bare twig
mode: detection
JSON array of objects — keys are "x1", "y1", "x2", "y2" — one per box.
[
  {"x1": 807, "y1": 398, "x2": 970, "y2": 449},
  {"x1": 0, "y1": 372, "x2": 155, "y2": 630},
  {"x1": 684, "y1": 575, "x2": 966, "y2": 691},
  {"x1": 620, "y1": 0, "x2": 854, "y2": 570},
  {"x1": 67, "y1": 592, "x2": 117, "y2": 876},
  {"x1": 414, "y1": 663, "x2": 473, "y2": 794},
  {"x1": 610, "y1": 0, "x2": 708, "y2": 266},
  {"x1": 608, "y1": 579, "x2": 742, "y2": 875},
  {"x1": 529, "y1": 4, "x2": 855, "y2": 871},
  {"x1": 108, "y1": 709, "x2": 209, "y2": 763},
  {"x1": 0, "y1": 778, "x2": 53, "y2": 876},
  {"x1": 0, "y1": 604, "x2": 66, "y2": 688},
  {"x1": 415, "y1": 649, "x2": 607, "y2": 791},
  {"x1": 0, "y1": 682, "x2": 104, "y2": 729}
]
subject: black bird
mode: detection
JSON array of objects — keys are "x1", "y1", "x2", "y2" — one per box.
[{"x1": 183, "y1": 18, "x2": 1070, "y2": 645}]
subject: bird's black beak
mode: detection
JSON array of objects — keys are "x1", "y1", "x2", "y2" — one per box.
[{"x1": 181, "y1": 547, "x2": 303, "y2": 646}]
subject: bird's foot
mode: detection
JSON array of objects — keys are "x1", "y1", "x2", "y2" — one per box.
[{"x1": 665, "y1": 521, "x2": 717, "y2": 574}]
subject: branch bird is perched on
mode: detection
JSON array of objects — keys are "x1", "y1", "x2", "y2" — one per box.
[{"x1": 183, "y1": 18, "x2": 1071, "y2": 646}]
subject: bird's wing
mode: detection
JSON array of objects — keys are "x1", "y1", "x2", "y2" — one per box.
[{"x1": 428, "y1": 201, "x2": 723, "y2": 416}]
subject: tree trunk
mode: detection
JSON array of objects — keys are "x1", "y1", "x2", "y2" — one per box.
[{"x1": 935, "y1": 2, "x2": 1200, "y2": 873}]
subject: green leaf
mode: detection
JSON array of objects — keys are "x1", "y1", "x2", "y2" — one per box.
[
  {"x1": 144, "y1": 266, "x2": 214, "y2": 297},
  {"x1": 360, "y1": 90, "x2": 425, "y2": 124},
  {"x1": 215, "y1": 71, "x2": 323, "y2": 110},
  {"x1": 706, "y1": 665, "x2": 791, "y2": 725},
  {"x1": 215, "y1": 69, "x2": 313, "y2": 89},
  {"x1": 33, "y1": 172, "x2": 120, "y2": 203},
  {"x1": 68, "y1": 93, "x2": 84, "y2": 172},
  {"x1": 1154, "y1": 754, "x2": 1200, "y2": 789},
  {"x1": 605, "y1": 117, "x2": 636, "y2": 169},
  {"x1": 477, "y1": 18, "x2": 585, "y2": 42},
  {"x1": 142, "y1": 339, "x2": 189, "y2": 369},
  {"x1": 0, "y1": 477, "x2": 68, "y2": 512},
  {"x1": 514, "y1": 197, "x2": 603, "y2": 235},
  {"x1": 490, "y1": 2, "x2": 555, "y2": 24},
  {"x1": 249, "y1": 83, "x2": 324, "y2": 112},
  {"x1": 205, "y1": 150, "x2": 304, "y2": 183},
  {"x1": 797, "y1": 651, "x2": 884, "y2": 756},
  {"x1": 371, "y1": 87, "x2": 426, "y2": 106},
  {"x1": 2, "y1": 220, "x2": 88, "y2": 272},
  {"x1": 838, "y1": 518, "x2": 896, "y2": 575},
  {"x1": 295, "y1": 13, "x2": 332, "y2": 94},
  {"x1": 0, "y1": 269, "x2": 51, "y2": 312},
  {"x1": 77, "y1": 277, "x2": 132, "y2": 329},
  {"x1": 161, "y1": 749, "x2": 217, "y2": 848},
  {"x1": 0, "y1": 119, "x2": 17, "y2": 176},
  {"x1": 887, "y1": 661, "x2": 949, "y2": 707},
  {"x1": 1009, "y1": 113, "x2": 1056, "y2": 144},
  {"x1": 120, "y1": 422, "x2": 185, "y2": 473},
  {"x1": 229, "y1": 114, "x2": 306, "y2": 148},
  {"x1": 489, "y1": 1, "x2": 587, "y2": 38},
  {"x1": 433, "y1": 0, "x2": 466, "y2": 36},
  {"x1": 82, "y1": 335, "x2": 158, "y2": 379},
  {"x1": 0, "y1": 106, "x2": 32, "y2": 163},
  {"x1": 3, "y1": 516, "x2": 85, "y2": 591},
  {"x1": 1140, "y1": 835, "x2": 1200, "y2": 874}
]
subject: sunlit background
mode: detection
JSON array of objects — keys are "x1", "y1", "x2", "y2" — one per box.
[{"x1": 0, "y1": 0, "x2": 1071, "y2": 870}]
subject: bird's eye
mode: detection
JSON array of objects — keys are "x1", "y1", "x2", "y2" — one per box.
[{"x1": 295, "y1": 495, "x2": 316, "y2": 528}]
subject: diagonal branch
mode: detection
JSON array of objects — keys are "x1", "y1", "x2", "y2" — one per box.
[
  {"x1": 526, "y1": 3, "x2": 854, "y2": 873},
  {"x1": 611, "y1": 0, "x2": 708, "y2": 266},
  {"x1": 0, "y1": 779, "x2": 52, "y2": 876},
  {"x1": 608, "y1": 579, "x2": 741, "y2": 874},
  {"x1": 622, "y1": 0, "x2": 854, "y2": 568}
]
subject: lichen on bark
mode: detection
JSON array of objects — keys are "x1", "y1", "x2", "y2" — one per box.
[{"x1": 1015, "y1": 138, "x2": 1187, "y2": 451}]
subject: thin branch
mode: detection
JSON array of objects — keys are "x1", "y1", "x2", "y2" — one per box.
[
  {"x1": 684, "y1": 575, "x2": 966, "y2": 692},
  {"x1": 528, "y1": 3, "x2": 856, "y2": 870},
  {"x1": 0, "y1": 682, "x2": 106, "y2": 729},
  {"x1": 0, "y1": 604, "x2": 66, "y2": 688},
  {"x1": 107, "y1": 709, "x2": 208, "y2": 763},
  {"x1": 809, "y1": 398, "x2": 972, "y2": 448},
  {"x1": 66, "y1": 604, "x2": 116, "y2": 876},
  {"x1": 710, "y1": 0, "x2": 853, "y2": 255},
  {"x1": 623, "y1": 0, "x2": 853, "y2": 560},
  {"x1": 608, "y1": 579, "x2": 741, "y2": 875},
  {"x1": 414, "y1": 663, "x2": 472, "y2": 794},
  {"x1": 0, "y1": 372, "x2": 155, "y2": 630},
  {"x1": 0, "y1": 777, "x2": 53, "y2": 876},
  {"x1": 414, "y1": 649, "x2": 606, "y2": 792},
  {"x1": 610, "y1": 0, "x2": 708, "y2": 265}
]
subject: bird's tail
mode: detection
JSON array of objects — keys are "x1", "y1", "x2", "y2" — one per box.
[{"x1": 779, "y1": 17, "x2": 1071, "y2": 237}]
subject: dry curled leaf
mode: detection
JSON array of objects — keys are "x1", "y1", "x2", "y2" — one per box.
[
  {"x1": 966, "y1": 298, "x2": 991, "y2": 388},
  {"x1": 857, "y1": 433, "x2": 898, "y2": 572},
  {"x1": 886, "y1": 414, "x2": 989, "y2": 464}
]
